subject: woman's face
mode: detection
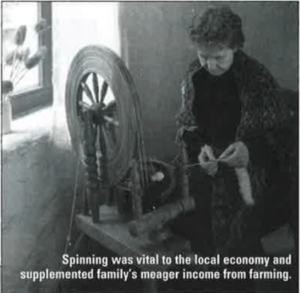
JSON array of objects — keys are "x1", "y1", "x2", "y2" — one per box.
[{"x1": 196, "y1": 44, "x2": 236, "y2": 76}]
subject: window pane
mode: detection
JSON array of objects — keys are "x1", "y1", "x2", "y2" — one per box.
[{"x1": 3, "y1": 2, "x2": 39, "y2": 93}]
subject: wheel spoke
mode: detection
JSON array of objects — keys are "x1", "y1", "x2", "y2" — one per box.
[
  {"x1": 78, "y1": 100, "x2": 90, "y2": 110},
  {"x1": 92, "y1": 73, "x2": 100, "y2": 103},
  {"x1": 103, "y1": 115, "x2": 119, "y2": 127},
  {"x1": 102, "y1": 100, "x2": 118, "y2": 126},
  {"x1": 100, "y1": 81, "x2": 108, "y2": 104},
  {"x1": 81, "y1": 81, "x2": 95, "y2": 104}
]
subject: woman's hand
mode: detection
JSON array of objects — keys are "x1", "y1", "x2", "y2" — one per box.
[
  {"x1": 218, "y1": 141, "x2": 249, "y2": 168},
  {"x1": 198, "y1": 145, "x2": 218, "y2": 177}
]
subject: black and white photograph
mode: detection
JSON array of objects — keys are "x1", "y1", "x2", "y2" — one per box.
[{"x1": 1, "y1": 1, "x2": 299, "y2": 293}]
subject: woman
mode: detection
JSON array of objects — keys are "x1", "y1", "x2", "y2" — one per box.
[{"x1": 175, "y1": 6, "x2": 296, "y2": 262}]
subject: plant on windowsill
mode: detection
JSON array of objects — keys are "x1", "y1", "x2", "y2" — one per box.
[{"x1": 2, "y1": 19, "x2": 49, "y2": 134}]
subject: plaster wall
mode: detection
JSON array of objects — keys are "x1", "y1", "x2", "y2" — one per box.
[
  {"x1": 52, "y1": 2, "x2": 119, "y2": 148},
  {"x1": 2, "y1": 3, "x2": 120, "y2": 292},
  {"x1": 2, "y1": 112, "x2": 78, "y2": 293}
]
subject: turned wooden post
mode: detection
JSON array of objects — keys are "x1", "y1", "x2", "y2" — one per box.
[
  {"x1": 98, "y1": 125, "x2": 110, "y2": 204},
  {"x1": 131, "y1": 159, "x2": 143, "y2": 220},
  {"x1": 82, "y1": 109, "x2": 100, "y2": 223},
  {"x1": 180, "y1": 143, "x2": 190, "y2": 199},
  {"x1": 79, "y1": 120, "x2": 89, "y2": 216}
]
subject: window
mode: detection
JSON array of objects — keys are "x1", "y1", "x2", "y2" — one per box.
[{"x1": 2, "y1": 2, "x2": 52, "y2": 118}]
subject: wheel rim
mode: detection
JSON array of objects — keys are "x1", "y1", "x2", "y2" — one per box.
[{"x1": 65, "y1": 45, "x2": 139, "y2": 186}]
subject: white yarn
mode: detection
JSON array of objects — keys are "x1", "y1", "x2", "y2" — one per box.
[{"x1": 234, "y1": 167, "x2": 255, "y2": 206}]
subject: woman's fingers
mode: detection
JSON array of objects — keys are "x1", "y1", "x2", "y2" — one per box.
[
  {"x1": 220, "y1": 155, "x2": 239, "y2": 167},
  {"x1": 197, "y1": 145, "x2": 220, "y2": 176},
  {"x1": 198, "y1": 148, "x2": 207, "y2": 164},
  {"x1": 204, "y1": 145, "x2": 217, "y2": 160},
  {"x1": 199, "y1": 146, "x2": 211, "y2": 163},
  {"x1": 219, "y1": 149, "x2": 237, "y2": 164},
  {"x1": 219, "y1": 144, "x2": 235, "y2": 160},
  {"x1": 219, "y1": 142, "x2": 249, "y2": 168},
  {"x1": 202, "y1": 159, "x2": 218, "y2": 176},
  {"x1": 208, "y1": 163, "x2": 218, "y2": 176}
]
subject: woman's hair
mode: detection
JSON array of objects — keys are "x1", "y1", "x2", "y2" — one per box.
[{"x1": 189, "y1": 7, "x2": 245, "y2": 49}]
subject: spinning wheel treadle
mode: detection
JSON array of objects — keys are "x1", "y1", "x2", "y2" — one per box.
[{"x1": 65, "y1": 45, "x2": 139, "y2": 186}]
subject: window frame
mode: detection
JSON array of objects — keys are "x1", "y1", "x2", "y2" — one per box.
[{"x1": 9, "y1": 2, "x2": 53, "y2": 118}]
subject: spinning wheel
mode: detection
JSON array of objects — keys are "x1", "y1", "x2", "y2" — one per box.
[
  {"x1": 65, "y1": 45, "x2": 181, "y2": 228},
  {"x1": 65, "y1": 45, "x2": 140, "y2": 186},
  {"x1": 63, "y1": 46, "x2": 195, "y2": 280}
]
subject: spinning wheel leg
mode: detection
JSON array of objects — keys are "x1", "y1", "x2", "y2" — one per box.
[
  {"x1": 82, "y1": 109, "x2": 100, "y2": 223},
  {"x1": 180, "y1": 144, "x2": 190, "y2": 199},
  {"x1": 131, "y1": 159, "x2": 143, "y2": 219}
]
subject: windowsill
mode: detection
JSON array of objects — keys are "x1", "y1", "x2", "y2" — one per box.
[
  {"x1": 2, "y1": 106, "x2": 53, "y2": 155},
  {"x1": 11, "y1": 86, "x2": 53, "y2": 119}
]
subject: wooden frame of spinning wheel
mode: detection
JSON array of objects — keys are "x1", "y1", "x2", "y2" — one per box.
[
  {"x1": 66, "y1": 45, "x2": 196, "y2": 237},
  {"x1": 65, "y1": 45, "x2": 144, "y2": 223}
]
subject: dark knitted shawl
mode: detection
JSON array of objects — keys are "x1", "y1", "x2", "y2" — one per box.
[{"x1": 175, "y1": 50, "x2": 294, "y2": 255}]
